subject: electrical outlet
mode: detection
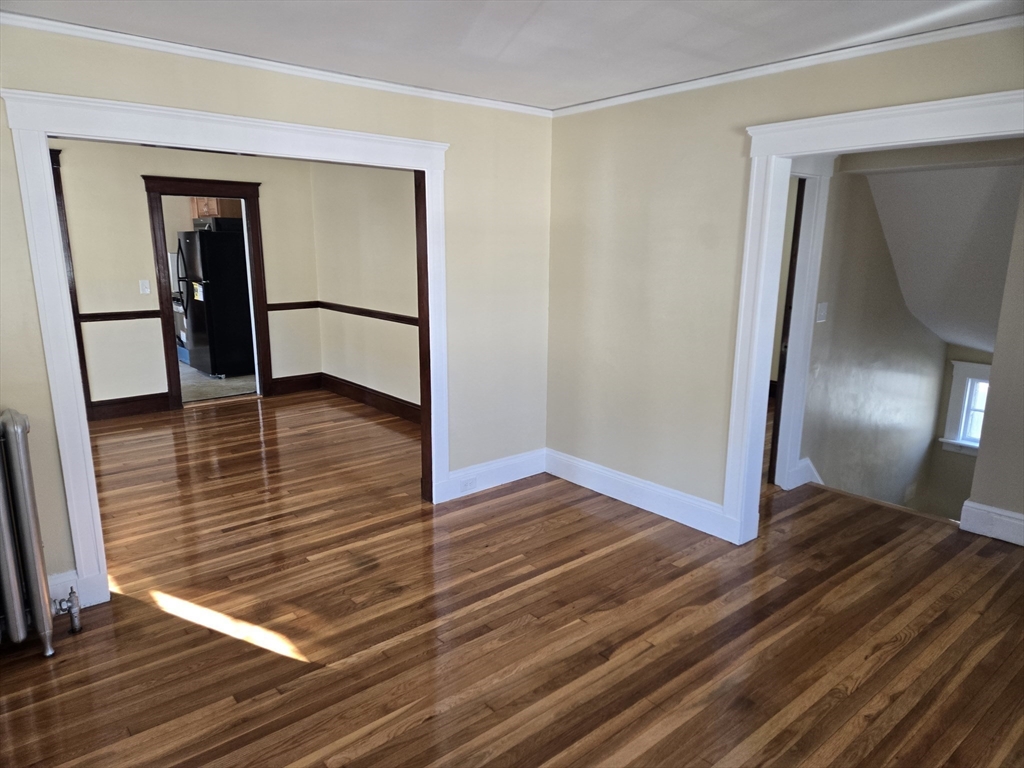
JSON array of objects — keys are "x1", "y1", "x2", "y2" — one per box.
[
  {"x1": 815, "y1": 302, "x2": 828, "y2": 323},
  {"x1": 139, "y1": 279, "x2": 151, "y2": 295},
  {"x1": 459, "y1": 477, "x2": 477, "y2": 493}
]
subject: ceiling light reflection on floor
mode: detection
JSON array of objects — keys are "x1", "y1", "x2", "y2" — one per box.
[
  {"x1": 107, "y1": 574, "x2": 122, "y2": 594},
  {"x1": 149, "y1": 590, "x2": 308, "y2": 662}
]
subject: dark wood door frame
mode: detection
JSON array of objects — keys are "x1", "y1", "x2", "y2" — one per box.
[
  {"x1": 768, "y1": 176, "x2": 807, "y2": 485},
  {"x1": 413, "y1": 170, "x2": 433, "y2": 501},
  {"x1": 142, "y1": 176, "x2": 271, "y2": 410}
]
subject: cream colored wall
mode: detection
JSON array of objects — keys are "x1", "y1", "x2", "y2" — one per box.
[
  {"x1": 838, "y1": 137, "x2": 1024, "y2": 174},
  {"x1": 268, "y1": 309, "x2": 321, "y2": 377},
  {"x1": 970, "y1": 189, "x2": 1024, "y2": 515},
  {"x1": 320, "y1": 312, "x2": 420, "y2": 403},
  {"x1": 310, "y1": 162, "x2": 419, "y2": 402},
  {"x1": 547, "y1": 28, "x2": 1024, "y2": 505},
  {"x1": 771, "y1": 177, "x2": 800, "y2": 382},
  {"x1": 801, "y1": 173, "x2": 947, "y2": 505},
  {"x1": 0, "y1": 105, "x2": 75, "y2": 573},
  {"x1": 0, "y1": 23, "x2": 551, "y2": 575},
  {"x1": 311, "y1": 163, "x2": 417, "y2": 315},
  {"x1": 49, "y1": 138, "x2": 322, "y2": 396},
  {"x1": 909, "y1": 344, "x2": 993, "y2": 520},
  {"x1": 161, "y1": 195, "x2": 193, "y2": 256},
  {"x1": 81, "y1": 319, "x2": 168, "y2": 401}
]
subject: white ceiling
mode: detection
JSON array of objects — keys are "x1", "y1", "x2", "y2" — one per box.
[
  {"x1": 1, "y1": 0, "x2": 1021, "y2": 110},
  {"x1": 868, "y1": 164, "x2": 1023, "y2": 353}
]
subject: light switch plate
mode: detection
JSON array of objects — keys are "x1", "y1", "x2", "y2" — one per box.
[
  {"x1": 139, "y1": 279, "x2": 151, "y2": 295},
  {"x1": 815, "y1": 302, "x2": 828, "y2": 323}
]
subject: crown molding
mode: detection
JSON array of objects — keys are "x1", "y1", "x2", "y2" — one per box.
[
  {"x1": 2, "y1": 11, "x2": 1021, "y2": 121},
  {"x1": 553, "y1": 14, "x2": 1024, "y2": 117},
  {"x1": 0, "y1": 11, "x2": 553, "y2": 118}
]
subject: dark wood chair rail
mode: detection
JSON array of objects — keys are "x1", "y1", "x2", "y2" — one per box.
[
  {"x1": 78, "y1": 310, "x2": 163, "y2": 323},
  {"x1": 267, "y1": 300, "x2": 418, "y2": 326}
]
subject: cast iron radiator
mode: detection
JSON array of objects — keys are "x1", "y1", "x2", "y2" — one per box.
[{"x1": 0, "y1": 409, "x2": 55, "y2": 656}]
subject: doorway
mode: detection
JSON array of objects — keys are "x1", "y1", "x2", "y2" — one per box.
[
  {"x1": 144, "y1": 177, "x2": 272, "y2": 408},
  {"x1": 765, "y1": 176, "x2": 806, "y2": 490}
]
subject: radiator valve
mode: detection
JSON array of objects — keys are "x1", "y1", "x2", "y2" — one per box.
[{"x1": 54, "y1": 588, "x2": 83, "y2": 634}]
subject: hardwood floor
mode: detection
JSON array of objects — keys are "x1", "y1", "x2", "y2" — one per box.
[{"x1": 2, "y1": 390, "x2": 1022, "y2": 767}]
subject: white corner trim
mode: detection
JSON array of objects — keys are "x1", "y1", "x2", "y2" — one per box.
[
  {"x1": 783, "y1": 458, "x2": 823, "y2": 489},
  {"x1": 791, "y1": 155, "x2": 836, "y2": 178},
  {"x1": 553, "y1": 15, "x2": 1024, "y2": 117},
  {"x1": 960, "y1": 500, "x2": 1024, "y2": 546},
  {"x1": 0, "y1": 12, "x2": 552, "y2": 118},
  {"x1": 772, "y1": 171, "x2": 831, "y2": 491},
  {"x1": 748, "y1": 90, "x2": 1024, "y2": 158},
  {"x1": 2, "y1": 89, "x2": 452, "y2": 607},
  {"x1": 545, "y1": 450, "x2": 741, "y2": 544},
  {"x1": 47, "y1": 569, "x2": 110, "y2": 609},
  {"x1": 433, "y1": 449, "x2": 547, "y2": 504}
]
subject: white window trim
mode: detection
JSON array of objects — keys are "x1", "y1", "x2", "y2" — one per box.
[{"x1": 940, "y1": 360, "x2": 991, "y2": 456}]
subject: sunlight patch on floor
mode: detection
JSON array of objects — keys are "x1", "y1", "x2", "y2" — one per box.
[{"x1": 149, "y1": 590, "x2": 308, "y2": 662}]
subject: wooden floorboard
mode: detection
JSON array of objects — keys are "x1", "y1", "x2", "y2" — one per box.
[{"x1": 1, "y1": 390, "x2": 1020, "y2": 767}]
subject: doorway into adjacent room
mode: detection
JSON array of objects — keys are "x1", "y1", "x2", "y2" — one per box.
[
  {"x1": 763, "y1": 176, "x2": 806, "y2": 495},
  {"x1": 153, "y1": 189, "x2": 260, "y2": 403}
]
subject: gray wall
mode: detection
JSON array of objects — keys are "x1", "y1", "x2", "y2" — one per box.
[
  {"x1": 970, "y1": 189, "x2": 1024, "y2": 515},
  {"x1": 801, "y1": 173, "x2": 947, "y2": 505},
  {"x1": 909, "y1": 344, "x2": 992, "y2": 520}
]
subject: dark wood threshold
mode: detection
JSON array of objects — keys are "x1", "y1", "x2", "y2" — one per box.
[
  {"x1": 266, "y1": 373, "x2": 420, "y2": 423},
  {"x1": 87, "y1": 392, "x2": 171, "y2": 421}
]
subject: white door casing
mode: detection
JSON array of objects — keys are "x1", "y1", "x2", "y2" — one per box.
[
  {"x1": 726, "y1": 89, "x2": 1024, "y2": 543},
  {"x1": 2, "y1": 89, "x2": 451, "y2": 605}
]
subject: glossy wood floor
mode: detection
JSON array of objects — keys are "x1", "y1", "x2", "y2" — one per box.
[{"x1": 2, "y1": 391, "x2": 1022, "y2": 767}]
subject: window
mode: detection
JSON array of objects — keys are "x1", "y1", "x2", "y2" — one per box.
[{"x1": 941, "y1": 361, "x2": 991, "y2": 455}]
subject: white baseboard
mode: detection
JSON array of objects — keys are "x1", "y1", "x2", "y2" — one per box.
[
  {"x1": 545, "y1": 450, "x2": 741, "y2": 544},
  {"x1": 433, "y1": 447, "x2": 741, "y2": 544},
  {"x1": 433, "y1": 448, "x2": 547, "y2": 503},
  {"x1": 960, "y1": 500, "x2": 1024, "y2": 546},
  {"x1": 47, "y1": 569, "x2": 110, "y2": 608},
  {"x1": 781, "y1": 457, "x2": 822, "y2": 490}
]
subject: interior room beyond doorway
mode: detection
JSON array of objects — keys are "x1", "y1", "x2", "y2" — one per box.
[{"x1": 163, "y1": 194, "x2": 258, "y2": 403}]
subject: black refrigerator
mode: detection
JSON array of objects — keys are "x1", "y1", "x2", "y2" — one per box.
[{"x1": 177, "y1": 230, "x2": 256, "y2": 378}]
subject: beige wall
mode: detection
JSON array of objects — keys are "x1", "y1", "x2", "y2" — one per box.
[
  {"x1": 310, "y1": 162, "x2": 419, "y2": 402},
  {"x1": 51, "y1": 138, "x2": 322, "y2": 394},
  {"x1": 908, "y1": 344, "x2": 993, "y2": 520},
  {"x1": 311, "y1": 163, "x2": 417, "y2": 315},
  {"x1": 801, "y1": 173, "x2": 947, "y2": 505},
  {"x1": 547, "y1": 28, "x2": 1024, "y2": 504},
  {"x1": 1, "y1": 23, "x2": 552, "y2": 575},
  {"x1": 970, "y1": 189, "x2": 1024, "y2": 515},
  {"x1": 838, "y1": 138, "x2": 1024, "y2": 174},
  {"x1": 161, "y1": 195, "x2": 193, "y2": 255}
]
